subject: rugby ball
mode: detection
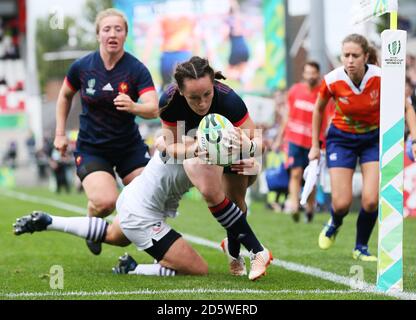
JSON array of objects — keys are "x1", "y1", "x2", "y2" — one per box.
[{"x1": 197, "y1": 113, "x2": 238, "y2": 166}]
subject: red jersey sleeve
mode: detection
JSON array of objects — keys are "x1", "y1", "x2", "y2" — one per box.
[{"x1": 319, "y1": 78, "x2": 332, "y2": 101}]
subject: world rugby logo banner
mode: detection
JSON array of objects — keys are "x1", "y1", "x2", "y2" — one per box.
[
  {"x1": 383, "y1": 36, "x2": 405, "y2": 67},
  {"x1": 388, "y1": 40, "x2": 401, "y2": 56}
]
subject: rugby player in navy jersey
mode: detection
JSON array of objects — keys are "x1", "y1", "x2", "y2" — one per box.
[
  {"x1": 53, "y1": 9, "x2": 158, "y2": 255},
  {"x1": 159, "y1": 56, "x2": 272, "y2": 280}
]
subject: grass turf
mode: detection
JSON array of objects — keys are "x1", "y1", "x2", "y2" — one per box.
[{"x1": 1, "y1": 187, "x2": 415, "y2": 300}]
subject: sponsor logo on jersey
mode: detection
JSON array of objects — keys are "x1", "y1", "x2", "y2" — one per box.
[
  {"x1": 294, "y1": 99, "x2": 315, "y2": 112},
  {"x1": 370, "y1": 89, "x2": 379, "y2": 106},
  {"x1": 370, "y1": 90, "x2": 379, "y2": 100},
  {"x1": 86, "y1": 79, "x2": 96, "y2": 96},
  {"x1": 339, "y1": 97, "x2": 349, "y2": 104},
  {"x1": 152, "y1": 222, "x2": 162, "y2": 233},
  {"x1": 102, "y1": 83, "x2": 114, "y2": 91},
  {"x1": 76, "y1": 156, "x2": 82, "y2": 166},
  {"x1": 118, "y1": 82, "x2": 129, "y2": 94}
]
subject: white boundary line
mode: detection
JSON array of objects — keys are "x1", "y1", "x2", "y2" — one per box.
[
  {"x1": 3, "y1": 189, "x2": 86, "y2": 215},
  {"x1": 2, "y1": 189, "x2": 416, "y2": 300},
  {"x1": 1, "y1": 289, "x2": 367, "y2": 299},
  {"x1": 183, "y1": 235, "x2": 416, "y2": 300}
]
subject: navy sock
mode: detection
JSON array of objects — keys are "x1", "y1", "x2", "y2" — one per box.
[
  {"x1": 226, "y1": 210, "x2": 247, "y2": 258},
  {"x1": 210, "y1": 198, "x2": 263, "y2": 254},
  {"x1": 226, "y1": 230, "x2": 240, "y2": 258},
  {"x1": 355, "y1": 208, "x2": 378, "y2": 248},
  {"x1": 330, "y1": 207, "x2": 348, "y2": 228}
]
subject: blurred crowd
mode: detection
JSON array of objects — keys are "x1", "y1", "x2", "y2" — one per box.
[
  {"x1": 407, "y1": 53, "x2": 416, "y2": 104},
  {"x1": 1, "y1": 132, "x2": 80, "y2": 194}
]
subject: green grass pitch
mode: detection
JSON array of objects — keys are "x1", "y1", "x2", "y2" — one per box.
[{"x1": 1, "y1": 187, "x2": 415, "y2": 300}]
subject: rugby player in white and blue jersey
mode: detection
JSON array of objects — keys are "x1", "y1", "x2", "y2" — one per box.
[{"x1": 14, "y1": 137, "x2": 208, "y2": 277}]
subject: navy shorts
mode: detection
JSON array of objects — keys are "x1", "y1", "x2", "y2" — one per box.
[
  {"x1": 325, "y1": 125, "x2": 379, "y2": 169},
  {"x1": 288, "y1": 143, "x2": 310, "y2": 169},
  {"x1": 229, "y1": 36, "x2": 250, "y2": 66},
  {"x1": 74, "y1": 142, "x2": 151, "y2": 182}
]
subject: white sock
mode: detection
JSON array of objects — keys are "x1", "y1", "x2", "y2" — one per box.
[
  {"x1": 47, "y1": 216, "x2": 108, "y2": 242},
  {"x1": 129, "y1": 263, "x2": 176, "y2": 276}
]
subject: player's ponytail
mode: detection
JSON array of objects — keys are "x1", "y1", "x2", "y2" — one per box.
[
  {"x1": 367, "y1": 45, "x2": 379, "y2": 66},
  {"x1": 214, "y1": 71, "x2": 226, "y2": 81}
]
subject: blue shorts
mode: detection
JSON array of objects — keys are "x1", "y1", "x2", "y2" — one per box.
[
  {"x1": 288, "y1": 143, "x2": 310, "y2": 169},
  {"x1": 325, "y1": 125, "x2": 379, "y2": 169},
  {"x1": 229, "y1": 36, "x2": 250, "y2": 66},
  {"x1": 74, "y1": 142, "x2": 150, "y2": 181}
]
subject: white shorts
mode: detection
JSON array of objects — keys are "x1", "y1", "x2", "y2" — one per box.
[
  {"x1": 115, "y1": 153, "x2": 187, "y2": 252},
  {"x1": 120, "y1": 219, "x2": 172, "y2": 251},
  {"x1": 116, "y1": 190, "x2": 177, "y2": 251}
]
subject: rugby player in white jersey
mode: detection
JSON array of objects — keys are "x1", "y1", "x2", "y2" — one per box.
[{"x1": 14, "y1": 137, "x2": 207, "y2": 276}]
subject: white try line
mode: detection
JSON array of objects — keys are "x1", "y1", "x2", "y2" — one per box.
[
  {"x1": 184, "y1": 234, "x2": 416, "y2": 300},
  {"x1": 2, "y1": 189, "x2": 86, "y2": 215},
  {"x1": 2, "y1": 189, "x2": 416, "y2": 300},
  {"x1": 0, "y1": 288, "x2": 368, "y2": 299}
]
